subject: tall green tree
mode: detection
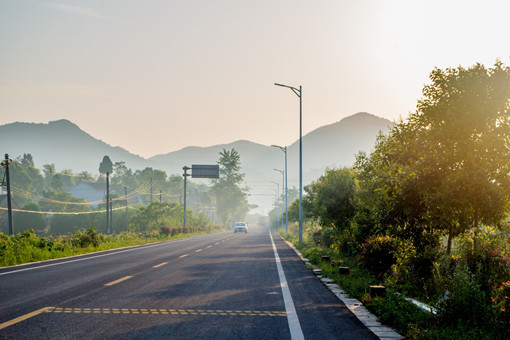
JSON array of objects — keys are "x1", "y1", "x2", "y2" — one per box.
[
  {"x1": 306, "y1": 168, "x2": 358, "y2": 234},
  {"x1": 99, "y1": 156, "x2": 113, "y2": 174},
  {"x1": 211, "y1": 149, "x2": 249, "y2": 226},
  {"x1": 355, "y1": 61, "x2": 510, "y2": 253}
]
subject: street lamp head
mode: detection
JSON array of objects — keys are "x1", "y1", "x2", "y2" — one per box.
[{"x1": 271, "y1": 144, "x2": 286, "y2": 153}]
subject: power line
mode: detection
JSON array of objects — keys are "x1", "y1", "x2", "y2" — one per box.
[{"x1": 0, "y1": 205, "x2": 133, "y2": 215}]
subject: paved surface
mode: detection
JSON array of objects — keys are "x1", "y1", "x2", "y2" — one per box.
[{"x1": 0, "y1": 226, "x2": 377, "y2": 339}]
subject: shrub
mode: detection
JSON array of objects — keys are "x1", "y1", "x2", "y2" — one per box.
[
  {"x1": 73, "y1": 226, "x2": 101, "y2": 248},
  {"x1": 435, "y1": 262, "x2": 492, "y2": 329},
  {"x1": 491, "y1": 280, "x2": 510, "y2": 333},
  {"x1": 360, "y1": 235, "x2": 398, "y2": 278},
  {"x1": 159, "y1": 226, "x2": 171, "y2": 236}
]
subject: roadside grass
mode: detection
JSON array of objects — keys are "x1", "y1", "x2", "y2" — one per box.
[
  {"x1": 0, "y1": 226, "x2": 226, "y2": 267},
  {"x1": 278, "y1": 229, "x2": 491, "y2": 339}
]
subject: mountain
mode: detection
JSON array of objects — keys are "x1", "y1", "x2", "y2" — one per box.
[
  {"x1": 0, "y1": 119, "x2": 147, "y2": 172},
  {"x1": 149, "y1": 112, "x2": 393, "y2": 199},
  {"x1": 0, "y1": 113, "x2": 393, "y2": 212}
]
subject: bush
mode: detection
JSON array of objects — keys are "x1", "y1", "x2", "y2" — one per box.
[
  {"x1": 435, "y1": 262, "x2": 492, "y2": 329},
  {"x1": 159, "y1": 226, "x2": 171, "y2": 236},
  {"x1": 491, "y1": 280, "x2": 510, "y2": 331},
  {"x1": 72, "y1": 226, "x2": 101, "y2": 248},
  {"x1": 360, "y1": 235, "x2": 398, "y2": 278}
]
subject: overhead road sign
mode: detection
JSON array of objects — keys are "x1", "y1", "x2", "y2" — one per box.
[{"x1": 191, "y1": 164, "x2": 219, "y2": 179}]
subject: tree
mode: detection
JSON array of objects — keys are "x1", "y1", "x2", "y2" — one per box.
[
  {"x1": 355, "y1": 61, "x2": 510, "y2": 253},
  {"x1": 306, "y1": 168, "x2": 358, "y2": 233},
  {"x1": 129, "y1": 201, "x2": 208, "y2": 232},
  {"x1": 16, "y1": 203, "x2": 47, "y2": 233},
  {"x1": 98, "y1": 156, "x2": 113, "y2": 174},
  {"x1": 411, "y1": 62, "x2": 510, "y2": 252},
  {"x1": 39, "y1": 189, "x2": 93, "y2": 235},
  {"x1": 210, "y1": 149, "x2": 249, "y2": 226}
]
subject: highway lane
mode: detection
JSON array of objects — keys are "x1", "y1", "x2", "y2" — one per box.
[{"x1": 0, "y1": 226, "x2": 377, "y2": 339}]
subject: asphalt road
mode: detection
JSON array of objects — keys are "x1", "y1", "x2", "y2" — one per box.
[{"x1": 0, "y1": 226, "x2": 377, "y2": 339}]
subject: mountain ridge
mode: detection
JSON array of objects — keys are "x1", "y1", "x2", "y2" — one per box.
[{"x1": 0, "y1": 112, "x2": 393, "y2": 180}]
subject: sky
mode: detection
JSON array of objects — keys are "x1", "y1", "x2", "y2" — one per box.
[{"x1": 1, "y1": 0, "x2": 509, "y2": 159}]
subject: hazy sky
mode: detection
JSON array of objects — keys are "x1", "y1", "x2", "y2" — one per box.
[{"x1": 1, "y1": 0, "x2": 509, "y2": 158}]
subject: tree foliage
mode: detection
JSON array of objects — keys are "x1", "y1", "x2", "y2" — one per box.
[
  {"x1": 98, "y1": 155, "x2": 113, "y2": 174},
  {"x1": 211, "y1": 149, "x2": 249, "y2": 225},
  {"x1": 129, "y1": 201, "x2": 208, "y2": 232},
  {"x1": 355, "y1": 61, "x2": 510, "y2": 253},
  {"x1": 306, "y1": 168, "x2": 357, "y2": 233}
]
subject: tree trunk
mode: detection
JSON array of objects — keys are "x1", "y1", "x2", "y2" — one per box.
[
  {"x1": 473, "y1": 209, "x2": 479, "y2": 251},
  {"x1": 447, "y1": 224, "x2": 453, "y2": 254}
]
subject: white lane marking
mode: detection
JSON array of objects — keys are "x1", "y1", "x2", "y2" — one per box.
[
  {"x1": 269, "y1": 230, "x2": 305, "y2": 340},
  {"x1": 0, "y1": 233, "x2": 228, "y2": 276}
]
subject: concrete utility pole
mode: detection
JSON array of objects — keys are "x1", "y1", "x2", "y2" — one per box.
[
  {"x1": 106, "y1": 172, "x2": 110, "y2": 234},
  {"x1": 2, "y1": 154, "x2": 14, "y2": 236},
  {"x1": 125, "y1": 186, "x2": 129, "y2": 230},
  {"x1": 183, "y1": 166, "x2": 191, "y2": 227}
]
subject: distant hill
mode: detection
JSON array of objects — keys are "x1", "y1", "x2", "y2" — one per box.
[
  {"x1": 0, "y1": 119, "x2": 147, "y2": 172},
  {"x1": 0, "y1": 113, "x2": 393, "y2": 212},
  {"x1": 149, "y1": 112, "x2": 393, "y2": 194}
]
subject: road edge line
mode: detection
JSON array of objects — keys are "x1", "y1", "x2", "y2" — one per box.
[
  {"x1": 279, "y1": 234, "x2": 403, "y2": 339},
  {"x1": 269, "y1": 230, "x2": 305, "y2": 340}
]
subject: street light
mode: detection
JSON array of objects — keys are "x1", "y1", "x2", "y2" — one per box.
[
  {"x1": 271, "y1": 181, "x2": 280, "y2": 229},
  {"x1": 275, "y1": 83, "x2": 303, "y2": 244},
  {"x1": 273, "y1": 168, "x2": 284, "y2": 230},
  {"x1": 271, "y1": 145, "x2": 288, "y2": 233}
]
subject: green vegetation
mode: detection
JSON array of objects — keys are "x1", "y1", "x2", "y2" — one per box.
[
  {"x1": 0, "y1": 225, "x2": 224, "y2": 267},
  {"x1": 1, "y1": 154, "x2": 214, "y2": 236},
  {"x1": 210, "y1": 148, "x2": 250, "y2": 225},
  {"x1": 278, "y1": 62, "x2": 510, "y2": 339}
]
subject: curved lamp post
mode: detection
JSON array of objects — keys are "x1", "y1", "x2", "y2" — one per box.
[{"x1": 274, "y1": 83, "x2": 303, "y2": 244}]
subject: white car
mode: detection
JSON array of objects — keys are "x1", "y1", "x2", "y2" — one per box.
[{"x1": 233, "y1": 222, "x2": 248, "y2": 233}]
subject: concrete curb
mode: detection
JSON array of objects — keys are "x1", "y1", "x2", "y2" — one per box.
[{"x1": 280, "y1": 236, "x2": 403, "y2": 340}]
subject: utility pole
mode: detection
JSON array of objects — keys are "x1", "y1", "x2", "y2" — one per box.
[
  {"x1": 150, "y1": 177, "x2": 153, "y2": 202},
  {"x1": 110, "y1": 194, "x2": 113, "y2": 233},
  {"x1": 2, "y1": 154, "x2": 14, "y2": 236},
  {"x1": 159, "y1": 190, "x2": 162, "y2": 203},
  {"x1": 183, "y1": 166, "x2": 191, "y2": 227},
  {"x1": 106, "y1": 172, "x2": 110, "y2": 234},
  {"x1": 125, "y1": 186, "x2": 129, "y2": 231}
]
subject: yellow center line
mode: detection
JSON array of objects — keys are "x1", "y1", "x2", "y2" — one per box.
[
  {"x1": 104, "y1": 276, "x2": 133, "y2": 286},
  {"x1": 215, "y1": 242, "x2": 220, "y2": 245},
  {"x1": 179, "y1": 254, "x2": 189, "y2": 258},
  {"x1": 0, "y1": 307, "x2": 53, "y2": 330},
  {"x1": 206, "y1": 245, "x2": 212, "y2": 248},
  {"x1": 41, "y1": 307, "x2": 288, "y2": 318},
  {"x1": 195, "y1": 249, "x2": 202, "y2": 253},
  {"x1": 153, "y1": 262, "x2": 168, "y2": 268}
]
